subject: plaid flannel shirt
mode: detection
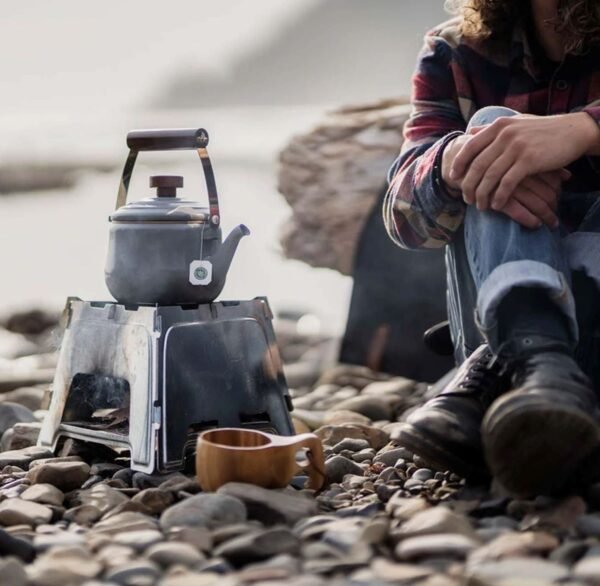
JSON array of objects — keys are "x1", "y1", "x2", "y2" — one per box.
[{"x1": 384, "y1": 17, "x2": 600, "y2": 250}]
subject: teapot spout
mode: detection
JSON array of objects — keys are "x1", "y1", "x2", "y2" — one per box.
[{"x1": 211, "y1": 224, "x2": 250, "y2": 278}]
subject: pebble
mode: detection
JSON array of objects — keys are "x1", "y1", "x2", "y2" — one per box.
[
  {"x1": 374, "y1": 448, "x2": 409, "y2": 467},
  {"x1": 105, "y1": 559, "x2": 160, "y2": 585},
  {"x1": 0, "y1": 526, "x2": 35, "y2": 561},
  {"x1": 27, "y1": 461, "x2": 90, "y2": 491},
  {"x1": 0, "y1": 446, "x2": 52, "y2": 469},
  {"x1": 575, "y1": 514, "x2": 600, "y2": 538},
  {"x1": 573, "y1": 551, "x2": 600, "y2": 582},
  {"x1": 20, "y1": 483, "x2": 64, "y2": 506},
  {"x1": 0, "y1": 556, "x2": 27, "y2": 586},
  {"x1": 467, "y1": 556, "x2": 570, "y2": 583},
  {"x1": 325, "y1": 455, "x2": 364, "y2": 483},
  {"x1": 315, "y1": 424, "x2": 389, "y2": 450},
  {"x1": 330, "y1": 395, "x2": 394, "y2": 421},
  {"x1": 132, "y1": 488, "x2": 175, "y2": 515},
  {"x1": 146, "y1": 541, "x2": 205, "y2": 567},
  {"x1": 160, "y1": 493, "x2": 247, "y2": 531},
  {"x1": 391, "y1": 506, "x2": 476, "y2": 540},
  {"x1": 214, "y1": 527, "x2": 300, "y2": 566},
  {"x1": 468, "y1": 531, "x2": 559, "y2": 564},
  {"x1": 332, "y1": 438, "x2": 370, "y2": 453},
  {"x1": 0, "y1": 498, "x2": 52, "y2": 526},
  {"x1": 70, "y1": 483, "x2": 130, "y2": 515},
  {"x1": 28, "y1": 546, "x2": 102, "y2": 585},
  {"x1": 395, "y1": 533, "x2": 478, "y2": 560},
  {"x1": 113, "y1": 529, "x2": 164, "y2": 552},
  {"x1": 217, "y1": 483, "x2": 318, "y2": 525}
]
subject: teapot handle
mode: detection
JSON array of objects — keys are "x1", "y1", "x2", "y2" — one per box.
[{"x1": 115, "y1": 128, "x2": 220, "y2": 225}]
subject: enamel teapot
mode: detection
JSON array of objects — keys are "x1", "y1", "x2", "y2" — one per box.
[{"x1": 105, "y1": 128, "x2": 249, "y2": 306}]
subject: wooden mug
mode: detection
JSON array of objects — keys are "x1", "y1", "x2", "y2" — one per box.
[{"x1": 196, "y1": 428, "x2": 326, "y2": 492}]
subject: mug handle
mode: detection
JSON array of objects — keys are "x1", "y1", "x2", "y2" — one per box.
[{"x1": 292, "y1": 433, "x2": 327, "y2": 491}]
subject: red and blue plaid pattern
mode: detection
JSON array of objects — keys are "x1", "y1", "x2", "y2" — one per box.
[{"x1": 384, "y1": 17, "x2": 600, "y2": 250}]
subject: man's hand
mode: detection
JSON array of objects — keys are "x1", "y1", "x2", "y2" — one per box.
[
  {"x1": 442, "y1": 133, "x2": 567, "y2": 229},
  {"x1": 449, "y1": 113, "x2": 600, "y2": 211},
  {"x1": 496, "y1": 171, "x2": 566, "y2": 229}
]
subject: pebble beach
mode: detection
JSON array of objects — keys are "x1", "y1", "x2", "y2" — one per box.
[{"x1": 1, "y1": 311, "x2": 600, "y2": 585}]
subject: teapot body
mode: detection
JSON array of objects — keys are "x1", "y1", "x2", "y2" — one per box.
[{"x1": 105, "y1": 221, "x2": 224, "y2": 306}]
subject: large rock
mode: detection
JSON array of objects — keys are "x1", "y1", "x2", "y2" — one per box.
[
  {"x1": 0, "y1": 446, "x2": 52, "y2": 469},
  {"x1": 0, "y1": 402, "x2": 36, "y2": 435},
  {"x1": 160, "y1": 493, "x2": 247, "y2": 531},
  {"x1": 217, "y1": 483, "x2": 318, "y2": 526},
  {"x1": 69, "y1": 483, "x2": 129, "y2": 516},
  {"x1": 278, "y1": 99, "x2": 410, "y2": 275}
]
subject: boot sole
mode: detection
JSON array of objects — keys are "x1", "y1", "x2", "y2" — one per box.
[
  {"x1": 396, "y1": 423, "x2": 488, "y2": 480},
  {"x1": 482, "y1": 391, "x2": 600, "y2": 497}
]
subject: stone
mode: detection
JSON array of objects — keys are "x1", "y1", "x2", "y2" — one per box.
[
  {"x1": 0, "y1": 527, "x2": 35, "y2": 561},
  {"x1": 158, "y1": 572, "x2": 236, "y2": 586},
  {"x1": 69, "y1": 483, "x2": 130, "y2": 515},
  {"x1": 104, "y1": 559, "x2": 160, "y2": 585},
  {"x1": 332, "y1": 438, "x2": 370, "y2": 453},
  {"x1": 576, "y1": 514, "x2": 600, "y2": 538},
  {"x1": 331, "y1": 395, "x2": 395, "y2": 421},
  {"x1": 217, "y1": 483, "x2": 318, "y2": 525},
  {"x1": 395, "y1": 533, "x2": 479, "y2": 560},
  {"x1": 160, "y1": 493, "x2": 247, "y2": 531},
  {"x1": 33, "y1": 532, "x2": 86, "y2": 552},
  {"x1": 132, "y1": 488, "x2": 175, "y2": 515},
  {"x1": 63, "y1": 504, "x2": 102, "y2": 526},
  {"x1": 96, "y1": 543, "x2": 136, "y2": 569},
  {"x1": 467, "y1": 557, "x2": 570, "y2": 583},
  {"x1": 236, "y1": 553, "x2": 300, "y2": 582},
  {"x1": 3, "y1": 422, "x2": 42, "y2": 450},
  {"x1": 374, "y1": 448, "x2": 410, "y2": 468},
  {"x1": 549, "y1": 540, "x2": 589, "y2": 566},
  {"x1": 521, "y1": 495, "x2": 586, "y2": 533},
  {"x1": 385, "y1": 495, "x2": 430, "y2": 520},
  {"x1": 21, "y1": 483, "x2": 64, "y2": 507},
  {"x1": 574, "y1": 553, "x2": 600, "y2": 583},
  {"x1": 146, "y1": 541, "x2": 205, "y2": 567},
  {"x1": 322, "y1": 410, "x2": 372, "y2": 426},
  {"x1": 392, "y1": 506, "x2": 476, "y2": 540},
  {"x1": 468, "y1": 531, "x2": 559, "y2": 564},
  {"x1": 362, "y1": 378, "x2": 416, "y2": 397},
  {"x1": 0, "y1": 446, "x2": 52, "y2": 469},
  {"x1": 167, "y1": 526, "x2": 213, "y2": 552},
  {"x1": 314, "y1": 424, "x2": 389, "y2": 450},
  {"x1": 214, "y1": 527, "x2": 300, "y2": 566},
  {"x1": 27, "y1": 546, "x2": 102, "y2": 585},
  {"x1": 27, "y1": 461, "x2": 90, "y2": 491},
  {"x1": 92, "y1": 511, "x2": 158, "y2": 535},
  {"x1": 132, "y1": 471, "x2": 188, "y2": 490},
  {"x1": 325, "y1": 455, "x2": 364, "y2": 483},
  {"x1": 371, "y1": 558, "x2": 433, "y2": 582},
  {"x1": 0, "y1": 556, "x2": 27, "y2": 586},
  {"x1": 112, "y1": 529, "x2": 163, "y2": 552},
  {"x1": 0, "y1": 498, "x2": 52, "y2": 526},
  {"x1": 0, "y1": 402, "x2": 36, "y2": 435}
]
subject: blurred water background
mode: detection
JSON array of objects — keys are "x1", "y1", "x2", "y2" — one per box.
[{"x1": 0, "y1": 0, "x2": 446, "y2": 333}]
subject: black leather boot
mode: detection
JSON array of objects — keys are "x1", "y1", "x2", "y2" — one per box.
[
  {"x1": 395, "y1": 344, "x2": 510, "y2": 479},
  {"x1": 482, "y1": 335, "x2": 600, "y2": 496}
]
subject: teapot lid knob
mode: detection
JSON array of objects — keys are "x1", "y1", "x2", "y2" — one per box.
[{"x1": 150, "y1": 175, "x2": 183, "y2": 198}]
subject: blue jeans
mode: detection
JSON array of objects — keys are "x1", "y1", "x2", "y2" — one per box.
[{"x1": 447, "y1": 106, "x2": 600, "y2": 381}]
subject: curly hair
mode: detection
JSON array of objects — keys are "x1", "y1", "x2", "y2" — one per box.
[{"x1": 445, "y1": 0, "x2": 600, "y2": 54}]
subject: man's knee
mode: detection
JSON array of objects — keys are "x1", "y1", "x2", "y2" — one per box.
[{"x1": 467, "y1": 106, "x2": 519, "y2": 131}]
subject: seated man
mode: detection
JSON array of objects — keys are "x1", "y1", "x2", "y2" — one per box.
[{"x1": 384, "y1": 0, "x2": 600, "y2": 496}]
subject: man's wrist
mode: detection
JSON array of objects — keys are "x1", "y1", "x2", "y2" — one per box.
[
  {"x1": 574, "y1": 111, "x2": 600, "y2": 156},
  {"x1": 440, "y1": 136, "x2": 463, "y2": 198}
]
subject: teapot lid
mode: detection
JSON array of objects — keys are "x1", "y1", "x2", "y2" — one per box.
[{"x1": 110, "y1": 175, "x2": 211, "y2": 224}]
